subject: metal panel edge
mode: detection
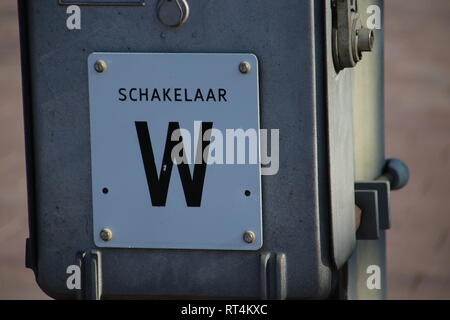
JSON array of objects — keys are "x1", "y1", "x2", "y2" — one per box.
[{"x1": 325, "y1": 0, "x2": 357, "y2": 269}]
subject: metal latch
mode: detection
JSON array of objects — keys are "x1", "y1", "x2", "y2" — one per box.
[
  {"x1": 355, "y1": 159, "x2": 410, "y2": 240},
  {"x1": 332, "y1": 0, "x2": 375, "y2": 71}
]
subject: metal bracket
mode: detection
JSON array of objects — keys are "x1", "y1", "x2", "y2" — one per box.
[
  {"x1": 260, "y1": 253, "x2": 287, "y2": 300},
  {"x1": 354, "y1": 158, "x2": 409, "y2": 240},
  {"x1": 355, "y1": 181, "x2": 390, "y2": 240},
  {"x1": 356, "y1": 181, "x2": 390, "y2": 230},
  {"x1": 77, "y1": 250, "x2": 103, "y2": 300},
  {"x1": 332, "y1": 0, "x2": 374, "y2": 71}
]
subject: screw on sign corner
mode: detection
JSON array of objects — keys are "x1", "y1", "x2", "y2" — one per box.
[
  {"x1": 100, "y1": 228, "x2": 113, "y2": 242},
  {"x1": 239, "y1": 61, "x2": 252, "y2": 74},
  {"x1": 243, "y1": 231, "x2": 256, "y2": 244},
  {"x1": 94, "y1": 60, "x2": 107, "y2": 73}
]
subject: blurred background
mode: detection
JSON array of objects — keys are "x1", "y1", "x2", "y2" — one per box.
[{"x1": 0, "y1": 0, "x2": 449, "y2": 299}]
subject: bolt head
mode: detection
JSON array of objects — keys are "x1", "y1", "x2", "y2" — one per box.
[
  {"x1": 157, "y1": 0, "x2": 190, "y2": 28},
  {"x1": 100, "y1": 228, "x2": 113, "y2": 241},
  {"x1": 239, "y1": 61, "x2": 252, "y2": 74},
  {"x1": 357, "y1": 28, "x2": 375, "y2": 53},
  {"x1": 94, "y1": 60, "x2": 107, "y2": 73},
  {"x1": 243, "y1": 231, "x2": 256, "y2": 244}
]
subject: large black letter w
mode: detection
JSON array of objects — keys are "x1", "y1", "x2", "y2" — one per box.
[{"x1": 135, "y1": 122, "x2": 213, "y2": 207}]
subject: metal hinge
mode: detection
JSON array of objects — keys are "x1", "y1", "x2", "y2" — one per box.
[{"x1": 332, "y1": 0, "x2": 375, "y2": 71}]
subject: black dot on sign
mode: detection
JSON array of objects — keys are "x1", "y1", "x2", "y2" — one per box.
[
  {"x1": 245, "y1": 190, "x2": 251, "y2": 197},
  {"x1": 102, "y1": 188, "x2": 109, "y2": 194}
]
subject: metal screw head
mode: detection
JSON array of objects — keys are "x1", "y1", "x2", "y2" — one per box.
[
  {"x1": 239, "y1": 61, "x2": 252, "y2": 74},
  {"x1": 243, "y1": 231, "x2": 256, "y2": 244},
  {"x1": 100, "y1": 228, "x2": 113, "y2": 241},
  {"x1": 94, "y1": 60, "x2": 107, "y2": 73}
]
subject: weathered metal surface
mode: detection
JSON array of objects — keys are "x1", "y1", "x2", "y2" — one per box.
[{"x1": 23, "y1": 0, "x2": 333, "y2": 299}]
